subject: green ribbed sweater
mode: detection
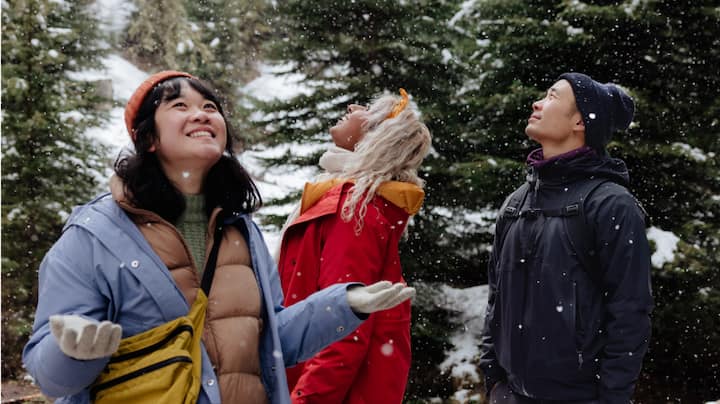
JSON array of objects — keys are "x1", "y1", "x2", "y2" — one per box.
[{"x1": 175, "y1": 194, "x2": 208, "y2": 273}]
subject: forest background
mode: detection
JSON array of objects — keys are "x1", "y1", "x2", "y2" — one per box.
[{"x1": 2, "y1": 0, "x2": 719, "y2": 402}]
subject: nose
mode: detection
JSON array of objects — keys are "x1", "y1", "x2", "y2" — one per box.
[
  {"x1": 532, "y1": 99, "x2": 543, "y2": 111},
  {"x1": 191, "y1": 107, "x2": 210, "y2": 122},
  {"x1": 347, "y1": 104, "x2": 364, "y2": 114}
]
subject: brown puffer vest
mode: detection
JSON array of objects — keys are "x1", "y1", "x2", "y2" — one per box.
[{"x1": 111, "y1": 178, "x2": 269, "y2": 403}]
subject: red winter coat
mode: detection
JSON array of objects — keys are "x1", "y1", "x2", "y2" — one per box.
[{"x1": 278, "y1": 180, "x2": 424, "y2": 404}]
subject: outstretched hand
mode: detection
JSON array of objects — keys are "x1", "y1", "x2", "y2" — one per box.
[
  {"x1": 49, "y1": 315, "x2": 122, "y2": 360},
  {"x1": 346, "y1": 281, "x2": 416, "y2": 314}
]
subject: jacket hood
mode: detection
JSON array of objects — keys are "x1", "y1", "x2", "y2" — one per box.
[
  {"x1": 526, "y1": 147, "x2": 630, "y2": 187},
  {"x1": 300, "y1": 179, "x2": 425, "y2": 216},
  {"x1": 109, "y1": 174, "x2": 130, "y2": 205}
]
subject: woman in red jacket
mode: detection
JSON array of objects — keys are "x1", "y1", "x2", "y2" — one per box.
[{"x1": 277, "y1": 89, "x2": 432, "y2": 403}]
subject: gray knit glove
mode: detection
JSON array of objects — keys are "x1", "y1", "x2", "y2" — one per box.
[{"x1": 49, "y1": 315, "x2": 122, "y2": 360}]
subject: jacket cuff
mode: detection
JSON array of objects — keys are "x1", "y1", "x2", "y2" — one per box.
[
  {"x1": 33, "y1": 337, "x2": 107, "y2": 397},
  {"x1": 344, "y1": 282, "x2": 369, "y2": 320}
]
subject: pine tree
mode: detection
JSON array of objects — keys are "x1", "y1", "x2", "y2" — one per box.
[
  {"x1": 123, "y1": 0, "x2": 212, "y2": 71},
  {"x1": 183, "y1": 0, "x2": 269, "y2": 94},
  {"x1": 1, "y1": 0, "x2": 110, "y2": 377},
  {"x1": 452, "y1": 0, "x2": 720, "y2": 401},
  {"x1": 183, "y1": 0, "x2": 271, "y2": 146}
]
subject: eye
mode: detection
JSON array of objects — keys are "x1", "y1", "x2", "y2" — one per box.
[
  {"x1": 172, "y1": 101, "x2": 187, "y2": 108},
  {"x1": 204, "y1": 103, "x2": 218, "y2": 111}
]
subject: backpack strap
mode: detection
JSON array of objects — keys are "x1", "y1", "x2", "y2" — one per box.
[
  {"x1": 495, "y1": 178, "x2": 619, "y2": 284},
  {"x1": 494, "y1": 183, "x2": 530, "y2": 251},
  {"x1": 200, "y1": 212, "x2": 226, "y2": 296},
  {"x1": 551, "y1": 178, "x2": 612, "y2": 283}
]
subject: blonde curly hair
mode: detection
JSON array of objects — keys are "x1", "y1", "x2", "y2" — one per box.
[{"x1": 340, "y1": 92, "x2": 432, "y2": 233}]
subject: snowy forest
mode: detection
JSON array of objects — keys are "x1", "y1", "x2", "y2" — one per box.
[{"x1": 2, "y1": 0, "x2": 719, "y2": 402}]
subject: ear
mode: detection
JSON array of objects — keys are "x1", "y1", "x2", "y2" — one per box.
[
  {"x1": 572, "y1": 112, "x2": 585, "y2": 131},
  {"x1": 148, "y1": 143, "x2": 156, "y2": 152}
]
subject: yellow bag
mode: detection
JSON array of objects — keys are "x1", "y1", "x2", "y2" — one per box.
[{"x1": 89, "y1": 291, "x2": 207, "y2": 403}]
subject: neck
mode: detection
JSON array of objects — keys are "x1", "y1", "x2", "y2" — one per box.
[
  {"x1": 540, "y1": 139, "x2": 585, "y2": 160},
  {"x1": 164, "y1": 166, "x2": 208, "y2": 195},
  {"x1": 319, "y1": 145, "x2": 351, "y2": 175}
]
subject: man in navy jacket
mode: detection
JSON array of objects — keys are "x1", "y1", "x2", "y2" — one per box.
[{"x1": 479, "y1": 73, "x2": 653, "y2": 404}]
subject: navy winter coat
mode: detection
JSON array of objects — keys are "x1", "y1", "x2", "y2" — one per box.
[{"x1": 479, "y1": 148, "x2": 653, "y2": 404}]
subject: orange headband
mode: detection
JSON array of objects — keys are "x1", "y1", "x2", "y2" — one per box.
[{"x1": 386, "y1": 88, "x2": 409, "y2": 119}]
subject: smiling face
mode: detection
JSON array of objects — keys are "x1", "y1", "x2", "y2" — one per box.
[
  {"x1": 151, "y1": 80, "x2": 227, "y2": 177},
  {"x1": 525, "y1": 79, "x2": 585, "y2": 156},
  {"x1": 329, "y1": 104, "x2": 368, "y2": 151}
]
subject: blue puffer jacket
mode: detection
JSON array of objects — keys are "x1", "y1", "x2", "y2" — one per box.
[
  {"x1": 23, "y1": 194, "x2": 364, "y2": 404},
  {"x1": 479, "y1": 149, "x2": 653, "y2": 404}
]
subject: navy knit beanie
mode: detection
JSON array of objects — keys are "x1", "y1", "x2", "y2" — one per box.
[{"x1": 558, "y1": 72, "x2": 635, "y2": 154}]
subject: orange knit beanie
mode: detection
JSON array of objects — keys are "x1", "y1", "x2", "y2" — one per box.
[{"x1": 124, "y1": 70, "x2": 194, "y2": 140}]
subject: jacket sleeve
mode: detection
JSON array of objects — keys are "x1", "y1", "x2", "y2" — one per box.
[
  {"x1": 290, "y1": 209, "x2": 389, "y2": 403},
  {"x1": 478, "y1": 219, "x2": 507, "y2": 394},
  {"x1": 592, "y1": 191, "x2": 654, "y2": 403},
  {"x1": 22, "y1": 227, "x2": 112, "y2": 398}
]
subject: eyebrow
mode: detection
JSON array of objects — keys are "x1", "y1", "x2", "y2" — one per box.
[{"x1": 548, "y1": 87, "x2": 559, "y2": 95}]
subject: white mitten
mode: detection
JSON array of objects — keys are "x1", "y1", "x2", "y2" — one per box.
[
  {"x1": 49, "y1": 315, "x2": 122, "y2": 360},
  {"x1": 346, "y1": 281, "x2": 416, "y2": 314}
]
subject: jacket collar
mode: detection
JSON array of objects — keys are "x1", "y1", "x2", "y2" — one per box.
[
  {"x1": 291, "y1": 179, "x2": 424, "y2": 229},
  {"x1": 109, "y1": 174, "x2": 223, "y2": 234},
  {"x1": 299, "y1": 179, "x2": 425, "y2": 216}
]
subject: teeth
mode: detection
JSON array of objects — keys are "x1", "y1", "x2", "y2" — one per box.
[{"x1": 189, "y1": 131, "x2": 212, "y2": 138}]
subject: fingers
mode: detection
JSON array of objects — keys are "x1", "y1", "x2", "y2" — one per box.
[
  {"x1": 383, "y1": 287, "x2": 416, "y2": 309},
  {"x1": 49, "y1": 315, "x2": 64, "y2": 340},
  {"x1": 95, "y1": 322, "x2": 114, "y2": 354},
  {"x1": 361, "y1": 283, "x2": 404, "y2": 312},
  {"x1": 61, "y1": 328, "x2": 79, "y2": 354},
  {"x1": 109, "y1": 324, "x2": 122, "y2": 353},
  {"x1": 367, "y1": 284, "x2": 415, "y2": 312},
  {"x1": 48, "y1": 315, "x2": 122, "y2": 359},
  {"x1": 95, "y1": 322, "x2": 122, "y2": 355},
  {"x1": 75, "y1": 322, "x2": 98, "y2": 358},
  {"x1": 363, "y1": 280, "x2": 393, "y2": 293}
]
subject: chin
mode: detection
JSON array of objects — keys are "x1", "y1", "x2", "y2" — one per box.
[
  {"x1": 196, "y1": 148, "x2": 224, "y2": 162},
  {"x1": 524, "y1": 125, "x2": 536, "y2": 139}
]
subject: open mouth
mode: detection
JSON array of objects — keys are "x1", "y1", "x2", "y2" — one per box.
[{"x1": 187, "y1": 130, "x2": 215, "y2": 138}]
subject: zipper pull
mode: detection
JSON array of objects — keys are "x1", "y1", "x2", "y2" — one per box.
[{"x1": 577, "y1": 350, "x2": 584, "y2": 369}]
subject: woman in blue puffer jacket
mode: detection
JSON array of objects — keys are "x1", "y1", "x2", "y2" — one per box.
[{"x1": 23, "y1": 71, "x2": 415, "y2": 404}]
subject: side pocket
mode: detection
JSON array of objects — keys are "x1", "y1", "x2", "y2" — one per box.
[{"x1": 90, "y1": 350, "x2": 193, "y2": 400}]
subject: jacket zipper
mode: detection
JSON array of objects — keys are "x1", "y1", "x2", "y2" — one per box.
[
  {"x1": 90, "y1": 355, "x2": 193, "y2": 399},
  {"x1": 518, "y1": 169, "x2": 539, "y2": 387},
  {"x1": 108, "y1": 324, "x2": 193, "y2": 363},
  {"x1": 574, "y1": 281, "x2": 584, "y2": 369}
]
